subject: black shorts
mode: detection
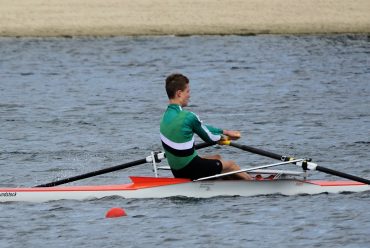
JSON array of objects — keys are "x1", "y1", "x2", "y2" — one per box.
[{"x1": 171, "y1": 156, "x2": 223, "y2": 180}]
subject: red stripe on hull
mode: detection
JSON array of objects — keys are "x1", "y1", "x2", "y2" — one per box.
[
  {"x1": 306, "y1": 180, "x2": 365, "y2": 186},
  {"x1": 0, "y1": 177, "x2": 190, "y2": 192}
]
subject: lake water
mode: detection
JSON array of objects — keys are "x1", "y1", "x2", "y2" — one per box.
[{"x1": 0, "y1": 35, "x2": 370, "y2": 247}]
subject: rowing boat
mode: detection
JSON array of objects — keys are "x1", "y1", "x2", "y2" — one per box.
[
  {"x1": 1, "y1": 169, "x2": 369, "y2": 203},
  {"x1": 1, "y1": 142, "x2": 369, "y2": 202},
  {"x1": 1, "y1": 176, "x2": 368, "y2": 203}
]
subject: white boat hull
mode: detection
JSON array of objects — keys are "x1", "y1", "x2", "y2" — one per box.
[{"x1": 1, "y1": 177, "x2": 369, "y2": 203}]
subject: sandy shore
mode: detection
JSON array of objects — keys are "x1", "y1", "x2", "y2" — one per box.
[{"x1": 0, "y1": 0, "x2": 369, "y2": 36}]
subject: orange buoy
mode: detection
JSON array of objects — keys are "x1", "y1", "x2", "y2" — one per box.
[{"x1": 105, "y1": 207, "x2": 127, "y2": 218}]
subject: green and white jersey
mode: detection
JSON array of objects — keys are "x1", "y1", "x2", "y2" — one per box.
[{"x1": 160, "y1": 104, "x2": 223, "y2": 170}]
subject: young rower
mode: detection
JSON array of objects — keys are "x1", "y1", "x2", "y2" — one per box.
[{"x1": 160, "y1": 73, "x2": 252, "y2": 180}]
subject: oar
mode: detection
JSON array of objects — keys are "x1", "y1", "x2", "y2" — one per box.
[
  {"x1": 35, "y1": 141, "x2": 217, "y2": 187},
  {"x1": 227, "y1": 141, "x2": 370, "y2": 185}
]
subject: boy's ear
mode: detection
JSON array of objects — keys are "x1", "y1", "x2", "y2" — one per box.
[{"x1": 175, "y1": 89, "x2": 182, "y2": 98}]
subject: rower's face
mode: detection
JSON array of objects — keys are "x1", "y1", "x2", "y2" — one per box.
[{"x1": 179, "y1": 84, "x2": 190, "y2": 107}]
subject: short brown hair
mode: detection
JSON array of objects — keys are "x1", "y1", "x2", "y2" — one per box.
[{"x1": 165, "y1": 73, "x2": 189, "y2": 99}]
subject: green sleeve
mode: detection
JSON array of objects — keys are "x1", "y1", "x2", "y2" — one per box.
[{"x1": 187, "y1": 112, "x2": 223, "y2": 143}]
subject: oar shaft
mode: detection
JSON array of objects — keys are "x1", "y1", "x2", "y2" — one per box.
[
  {"x1": 35, "y1": 158, "x2": 147, "y2": 187},
  {"x1": 229, "y1": 142, "x2": 292, "y2": 161},
  {"x1": 316, "y1": 166, "x2": 370, "y2": 185},
  {"x1": 35, "y1": 141, "x2": 217, "y2": 187},
  {"x1": 229, "y1": 142, "x2": 370, "y2": 185},
  {"x1": 194, "y1": 141, "x2": 217, "y2": 150}
]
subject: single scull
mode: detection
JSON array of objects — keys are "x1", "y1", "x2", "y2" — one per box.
[
  {"x1": 1, "y1": 142, "x2": 369, "y2": 202},
  {"x1": 1, "y1": 173, "x2": 369, "y2": 203}
]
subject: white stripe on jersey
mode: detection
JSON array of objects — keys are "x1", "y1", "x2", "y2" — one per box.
[{"x1": 160, "y1": 133, "x2": 195, "y2": 150}]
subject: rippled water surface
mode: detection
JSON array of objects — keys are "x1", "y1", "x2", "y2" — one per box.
[{"x1": 1, "y1": 35, "x2": 370, "y2": 247}]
